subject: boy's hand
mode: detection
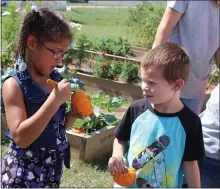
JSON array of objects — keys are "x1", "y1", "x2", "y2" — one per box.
[{"x1": 108, "y1": 155, "x2": 126, "y2": 176}]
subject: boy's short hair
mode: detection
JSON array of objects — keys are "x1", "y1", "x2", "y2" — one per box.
[{"x1": 141, "y1": 42, "x2": 190, "y2": 84}]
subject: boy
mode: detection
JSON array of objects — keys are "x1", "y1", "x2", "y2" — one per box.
[{"x1": 108, "y1": 43, "x2": 204, "y2": 188}]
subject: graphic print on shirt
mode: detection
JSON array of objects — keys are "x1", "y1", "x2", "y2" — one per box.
[
  {"x1": 132, "y1": 135, "x2": 170, "y2": 188},
  {"x1": 132, "y1": 135, "x2": 170, "y2": 170}
]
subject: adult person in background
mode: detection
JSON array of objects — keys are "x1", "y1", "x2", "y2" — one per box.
[
  {"x1": 199, "y1": 84, "x2": 220, "y2": 188},
  {"x1": 153, "y1": 0, "x2": 219, "y2": 114}
]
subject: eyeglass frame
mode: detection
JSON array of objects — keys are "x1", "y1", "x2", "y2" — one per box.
[{"x1": 42, "y1": 43, "x2": 68, "y2": 59}]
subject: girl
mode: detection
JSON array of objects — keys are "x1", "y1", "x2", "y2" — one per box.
[{"x1": 1, "y1": 7, "x2": 81, "y2": 188}]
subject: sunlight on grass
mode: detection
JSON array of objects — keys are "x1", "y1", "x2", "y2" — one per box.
[
  {"x1": 62, "y1": 8, "x2": 137, "y2": 44},
  {"x1": 61, "y1": 158, "x2": 113, "y2": 187}
]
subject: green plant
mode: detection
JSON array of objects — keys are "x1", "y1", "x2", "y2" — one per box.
[
  {"x1": 91, "y1": 91, "x2": 124, "y2": 112},
  {"x1": 66, "y1": 35, "x2": 91, "y2": 68},
  {"x1": 71, "y1": 91, "x2": 124, "y2": 134},
  {"x1": 1, "y1": 67, "x2": 14, "y2": 114},
  {"x1": 104, "y1": 37, "x2": 131, "y2": 56},
  {"x1": 92, "y1": 60, "x2": 115, "y2": 80},
  {"x1": 111, "y1": 61, "x2": 123, "y2": 80},
  {"x1": 75, "y1": 113, "x2": 119, "y2": 134},
  {"x1": 126, "y1": 2, "x2": 165, "y2": 49},
  {"x1": 208, "y1": 62, "x2": 219, "y2": 87},
  {"x1": 121, "y1": 61, "x2": 140, "y2": 84},
  {"x1": 87, "y1": 37, "x2": 131, "y2": 56},
  {"x1": 2, "y1": 3, "x2": 23, "y2": 67},
  {"x1": 1, "y1": 52, "x2": 11, "y2": 68}
]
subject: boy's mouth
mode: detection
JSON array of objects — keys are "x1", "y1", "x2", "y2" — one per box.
[{"x1": 146, "y1": 95, "x2": 153, "y2": 98}]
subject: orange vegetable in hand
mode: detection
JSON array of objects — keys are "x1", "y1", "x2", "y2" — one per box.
[
  {"x1": 114, "y1": 168, "x2": 136, "y2": 186},
  {"x1": 46, "y1": 79, "x2": 94, "y2": 117},
  {"x1": 71, "y1": 90, "x2": 94, "y2": 117},
  {"x1": 46, "y1": 79, "x2": 58, "y2": 88},
  {"x1": 69, "y1": 67, "x2": 78, "y2": 72}
]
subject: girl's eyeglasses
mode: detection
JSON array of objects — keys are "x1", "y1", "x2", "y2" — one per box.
[{"x1": 43, "y1": 44, "x2": 68, "y2": 59}]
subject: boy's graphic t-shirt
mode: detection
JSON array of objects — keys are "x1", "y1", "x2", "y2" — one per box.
[{"x1": 114, "y1": 98, "x2": 204, "y2": 188}]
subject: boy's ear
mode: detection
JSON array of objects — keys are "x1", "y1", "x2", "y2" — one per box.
[
  {"x1": 173, "y1": 79, "x2": 185, "y2": 91},
  {"x1": 26, "y1": 35, "x2": 38, "y2": 50}
]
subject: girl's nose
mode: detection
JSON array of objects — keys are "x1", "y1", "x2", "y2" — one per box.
[{"x1": 55, "y1": 57, "x2": 63, "y2": 65}]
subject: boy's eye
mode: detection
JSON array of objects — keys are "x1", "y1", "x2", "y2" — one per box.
[{"x1": 149, "y1": 81, "x2": 156, "y2": 85}]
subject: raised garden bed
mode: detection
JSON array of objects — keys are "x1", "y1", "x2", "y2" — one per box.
[
  {"x1": 66, "y1": 106, "x2": 127, "y2": 162},
  {"x1": 79, "y1": 49, "x2": 141, "y2": 64},
  {"x1": 76, "y1": 72, "x2": 143, "y2": 101},
  {"x1": 66, "y1": 125, "x2": 115, "y2": 162}
]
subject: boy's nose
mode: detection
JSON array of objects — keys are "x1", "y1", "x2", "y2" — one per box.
[{"x1": 141, "y1": 82, "x2": 150, "y2": 91}]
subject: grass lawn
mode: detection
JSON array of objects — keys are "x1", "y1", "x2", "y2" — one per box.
[
  {"x1": 1, "y1": 141, "x2": 114, "y2": 187},
  {"x1": 61, "y1": 7, "x2": 137, "y2": 44},
  {"x1": 61, "y1": 158, "x2": 113, "y2": 187},
  {"x1": 2, "y1": 2, "x2": 137, "y2": 51}
]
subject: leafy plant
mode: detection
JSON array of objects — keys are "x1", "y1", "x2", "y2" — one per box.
[
  {"x1": 2, "y1": 3, "x2": 23, "y2": 67},
  {"x1": 91, "y1": 90, "x2": 124, "y2": 112},
  {"x1": 126, "y1": 2, "x2": 165, "y2": 49},
  {"x1": 1, "y1": 67, "x2": 14, "y2": 114},
  {"x1": 106, "y1": 97, "x2": 124, "y2": 113},
  {"x1": 75, "y1": 113, "x2": 119, "y2": 134},
  {"x1": 103, "y1": 37, "x2": 131, "y2": 56},
  {"x1": 66, "y1": 35, "x2": 91, "y2": 68},
  {"x1": 71, "y1": 91, "x2": 124, "y2": 134},
  {"x1": 121, "y1": 61, "x2": 140, "y2": 84},
  {"x1": 1, "y1": 52, "x2": 11, "y2": 68},
  {"x1": 208, "y1": 62, "x2": 219, "y2": 87},
  {"x1": 111, "y1": 61, "x2": 123, "y2": 80},
  {"x1": 86, "y1": 37, "x2": 131, "y2": 56},
  {"x1": 91, "y1": 91, "x2": 105, "y2": 107},
  {"x1": 92, "y1": 59, "x2": 115, "y2": 80}
]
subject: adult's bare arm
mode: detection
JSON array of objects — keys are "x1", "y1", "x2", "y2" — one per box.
[{"x1": 153, "y1": 7, "x2": 183, "y2": 48}]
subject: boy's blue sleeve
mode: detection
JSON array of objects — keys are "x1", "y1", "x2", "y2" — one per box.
[{"x1": 114, "y1": 98, "x2": 148, "y2": 141}]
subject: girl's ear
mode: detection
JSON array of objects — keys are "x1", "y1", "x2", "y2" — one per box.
[
  {"x1": 26, "y1": 35, "x2": 38, "y2": 50},
  {"x1": 173, "y1": 79, "x2": 185, "y2": 91}
]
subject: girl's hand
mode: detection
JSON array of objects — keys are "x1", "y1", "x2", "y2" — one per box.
[
  {"x1": 52, "y1": 79, "x2": 71, "y2": 106},
  {"x1": 68, "y1": 106, "x2": 85, "y2": 120},
  {"x1": 65, "y1": 106, "x2": 85, "y2": 129}
]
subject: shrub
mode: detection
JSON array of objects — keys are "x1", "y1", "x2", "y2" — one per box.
[
  {"x1": 86, "y1": 37, "x2": 131, "y2": 56},
  {"x1": 121, "y1": 61, "x2": 140, "y2": 84},
  {"x1": 66, "y1": 35, "x2": 91, "y2": 68},
  {"x1": 126, "y1": 2, "x2": 165, "y2": 49},
  {"x1": 2, "y1": 2, "x2": 23, "y2": 67},
  {"x1": 111, "y1": 61, "x2": 123, "y2": 80},
  {"x1": 208, "y1": 60, "x2": 219, "y2": 87},
  {"x1": 92, "y1": 59, "x2": 115, "y2": 80}
]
